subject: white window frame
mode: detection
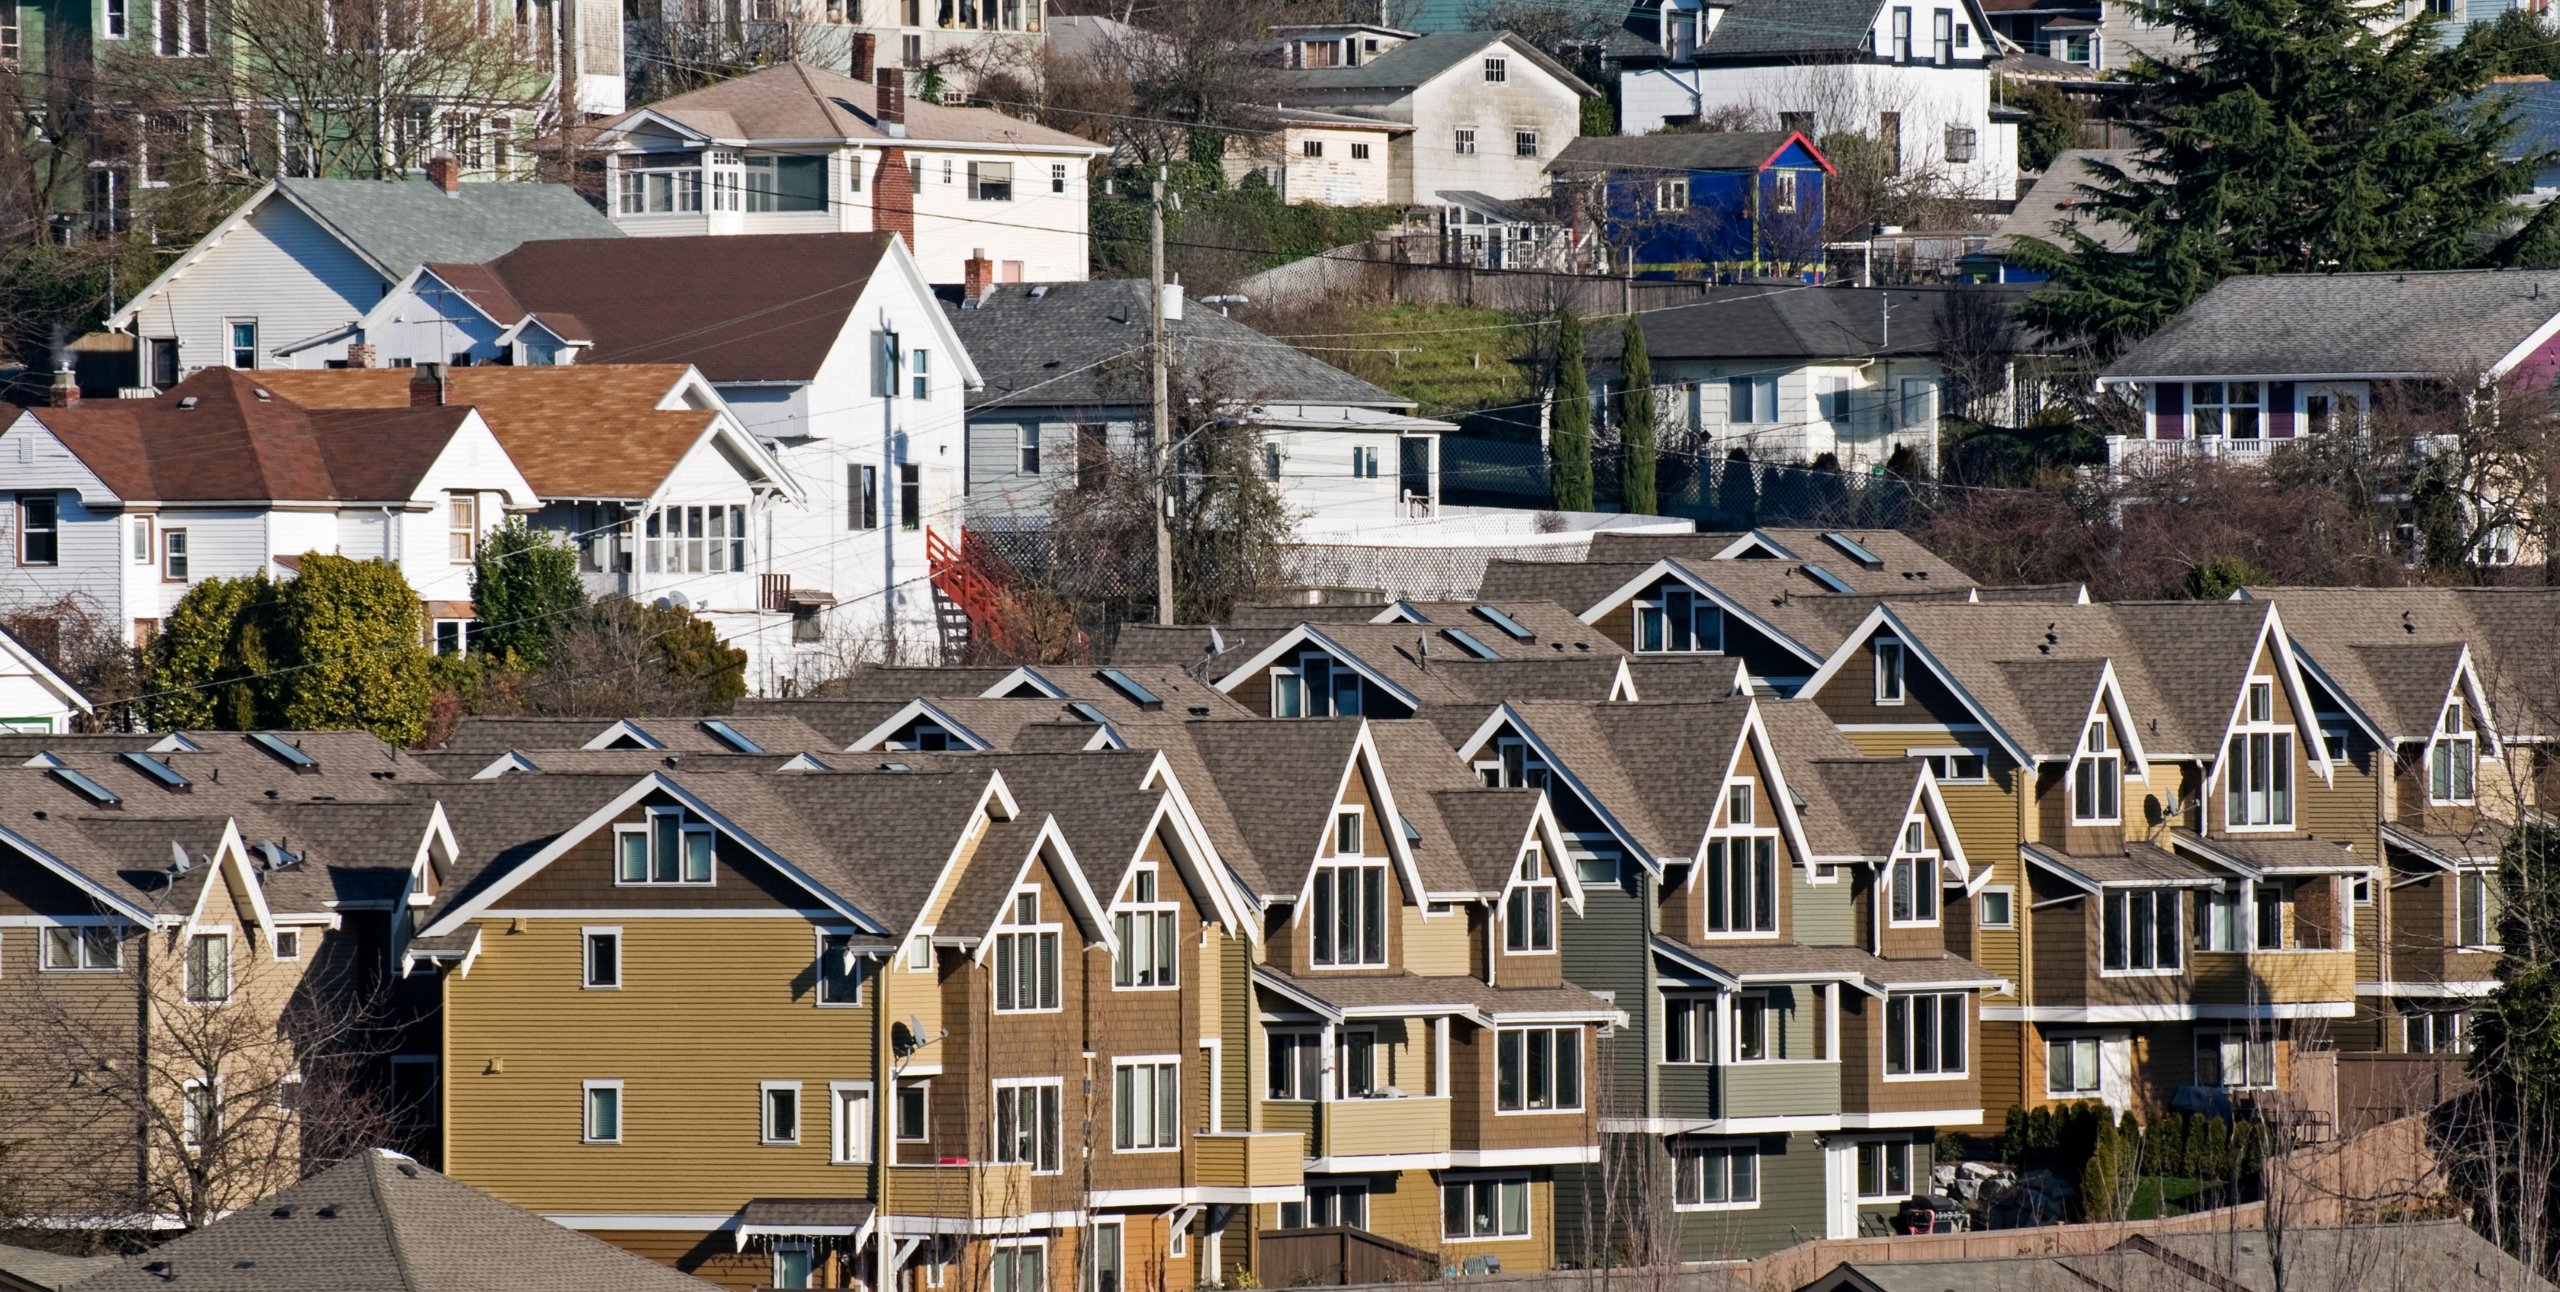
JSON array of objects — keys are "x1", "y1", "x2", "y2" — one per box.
[
  {"x1": 1977, "y1": 885, "x2": 2015, "y2": 930},
  {"x1": 2224, "y1": 678, "x2": 2295, "y2": 830},
  {"x1": 1634, "y1": 584, "x2": 1722, "y2": 654},
  {"x1": 1727, "y1": 373, "x2": 1776, "y2": 423},
  {"x1": 2199, "y1": 881, "x2": 2244, "y2": 952},
  {"x1": 583, "y1": 1079, "x2": 624, "y2": 1143},
  {"x1": 761, "y1": 1080, "x2": 802, "y2": 1145},
  {"x1": 1112, "y1": 864, "x2": 1178, "y2": 989},
  {"x1": 1441, "y1": 1174, "x2": 1531, "y2": 1240},
  {"x1": 991, "y1": 1077, "x2": 1064, "y2": 1174},
  {"x1": 613, "y1": 807, "x2": 715, "y2": 886},
  {"x1": 1482, "y1": 55, "x2": 1506, "y2": 81},
  {"x1": 181, "y1": 1076, "x2": 220, "y2": 1149},
  {"x1": 1670, "y1": 1138, "x2": 1759, "y2": 1211},
  {"x1": 2403, "y1": 1006, "x2": 2470, "y2": 1055},
  {"x1": 130, "y1": 513, "x2": 154, "y2": 564},
  {"x1": 273, "y1": 928, "x2": 302, "y2": 960},
  {"x1": 1503, "y1": 844, "x2": 1557, "y2": 953},
  {"x1": 1886, "y1": 823, "x2": 1939, "y2": 928},
  {"x1": 1496, "y1": 1025, "x2": 1583, "y2": 1112},
  {"x1": 1874, "y1": 638, "x2": 1906, "y2": 705},
  {"x1": 39, "y1": 923, "x2": 120, "y2": 971},
  {"x1": 770, "y1": 1239, "x2": 815, "y2": 1290},
  {"x1": 2190, "y1": 381, "x2": 2264, "y2": 440},
  {"x1": 829, "y1": 1081, "x2": 874, "y2": 1164},
  {"x1": 1453, "y1": 127, "x2": 1477, "y2": 155},
  {"x1": 2044, "y1": 1033, "x2": 2102, "y2": 1097},
  {"x1": 1111, "y1": 1056, "x2": 1180, "y2": 1152},
  {"x1": 1882, "y1": 991, "x2": 1966, "y2": 1080},
  {"x1": 2071, "y1": 716, "x2": 2122, "y2": 826},
  {"x1": 2194, "y1": 1032, "x2": 2276, "y2": 1090},
  {"x1": 447, "y1": 493, "x2": 477, "y2": 564},
  {"x1": 2458, "y1": 867, "x2": 2499, "y2": 950},
  {"x1": 1663, "y1": 992, "x2": 1715, "y2": 1065},
  {"x1": 184, "y1": 929, "x2": 232, "y2": 1003},
  {"x1": 990, "y1": 1239, "x2": 1047, "y2": 1292},
  {"x1": 582, "y1": 926, "x2": 621, "y2": 990},
  {"x1": 2430, "y1": 695, "x2": 2477, "y2": 805},
  {"x1": 1702, "y1": 797, "x2": 1780, "y2": 938},
  {"x1": 1912, "y1": 747, "x2": 1988, "y2": 783},
  {"x1": 816, "y1": 929, "x2": 864, "y2": 1006},
  {"x1": 1730, "y1": 990, "x2": 1780, "y2": 1063},
  {"x1": 1018, "y1": 425, "x2": 1042, "y2": 475},
  {"x1": 993, "y1": 888, "x2": 1063, "y2": 1013}
]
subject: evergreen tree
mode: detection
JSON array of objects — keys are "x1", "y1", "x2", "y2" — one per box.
[
  {"x1": 2010, "y1": 0, "x2": 2560, "y2": 358},
  {"x1": 277, "y1": 554, "x2": 433, "y2": 746},
  {"x1": 1617, "y1": 314, "x2": 1659, "y2": 516},
  {"x1": 146, "y1": 574, "x2": 281, "y2": 732},
  {"x1": 2466, "y1": 818, "x2": 2560, "y2": 1257},
  {"x1": 1551, "y1": 309, "x2": 1594, "y2": 512},
  {"x1": 470, "y1": 520, "x2": 587, "y2": 669}
]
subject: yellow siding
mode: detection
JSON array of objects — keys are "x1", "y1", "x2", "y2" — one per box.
[
  {"x1": 1363, "y1": 1169, "x2": 1554, "y2": 1273},
  {"x1": 2189, "y1": 950, "x2": 2355, "y2": 1005},
  {"x1": 1402, "y1": 907, "x2": 1472, "y2": 976}
]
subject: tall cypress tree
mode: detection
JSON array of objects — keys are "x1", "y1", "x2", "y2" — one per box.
[
  {"x1": 1618, "y1": 314, "x2": 1659, "y2": 516},
  {"x1": 1551, "y1": 309, "x2": 1594, "y2": 512},
  {"x1": 2011, "y1": 0, "x2": 2560, "y2": 358}
]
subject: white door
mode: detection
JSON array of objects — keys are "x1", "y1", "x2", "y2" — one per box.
[
  {"x1": 1822, "y1": 1139, "x2": 1858, "y2": 1238},
  {"x1": 2100, "y1": 1033, "x2": 2134, "y2": 1114}
]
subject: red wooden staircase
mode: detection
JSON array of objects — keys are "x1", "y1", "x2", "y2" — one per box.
[{"x1": 924, "y1": 527, "x2": 1087, "y2": 665}]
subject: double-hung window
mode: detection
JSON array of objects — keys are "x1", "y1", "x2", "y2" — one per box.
[
  {"x1": 184, "y1": 931, "x2": 231, "y2": 1002},
  {"x1": 1635, "y1": 584, "x2": 1721, "y2": 653},
  {"x1": 991, "y1": 1080, "x2": 1062, "y2": 1172},
  {"x1": 2045, "y1": 1035, "x2": 2102, "y2": 1096},
  {"x1": 2102, "y1": 888, "x2": 2182, "y2": 972},
  {"x1": 1931, "y1": 8, "x2": 1952, "y2": 62},
  {"x1": 2190, "y1": 381, "x2": 2263, "y2": 440},
  {"x1": 1442, "y1": 1177, "x2": 1529, "y2": 1239},
  {"x1": 1888, "y1": 822, "x2": 1938, "y2": 926},
  {"x1": 993, "y1": 891, "x2": 1062, "y2": 1012},
  {"x1": 1727, "y1": 374, "x2": 1777, "y2": 423},
  {"x1": 1856, "y1": 1140, "x2": 1911, "y2": 1201},
  {"x1": 1112, "y1": 1059, "x2": 1178, "y2": 1150},
  {"x1": 2072, "y1": 716, "x2": 2121, "y2": 824},
  {"x1": 1888, "y1": 6, "x2": 1912, "y2": 59},
  {"x1": 2225, "y1": 680, "x2": 2294, "y2": 828},
  {"x1": 1495, "y1": 1026, "x2": 1582, "y2": 1111},
  {"x1": 2195, "y1": 1033, "x2": 2275, "y2": 1089},
  {"x1": 615, "y1": 807, "x2": 714, "y2": 885},
  {"x1": 966, "y1": 160, "x2": 1013, "y2": 201},
  {"x1": 1266, "y1": 1030, "x2": 1323, "y2": 1100},
  {"x1": 16, "y1": 494, "x2": 57, "y2": 566},
  {"x1": 1453, "y1": 127, "x2": 1477, "y2": 155},
  {"x1": 1504, "y1": 845, "x2": 1556, "y2": 952},
  {"x1": 2459, "y1": 869, "x2": 2498, "y2": 949},
  {"x1": 1884, "y1": 992, "x2": 1965, "y2": 1076},
  {"x1": 2432, "y1": 696, "x2": 2477, "y2": 804},
  {"x1": 1113, "y1": 866, "x2": 1178, "y2": 987},
  {"x1": 1017, "y1": 425, "x2": 1042, "y2": 474},
  {"x1": 1671, "y1": 1139, "x2": 1758, "y2": 1208},
  {"x1": 1664, "y1": 994, "x2": 1714, "y2": 1064},
  {"x1": 1311, "y1": 811, "x2": 1389, "y2": 967}
]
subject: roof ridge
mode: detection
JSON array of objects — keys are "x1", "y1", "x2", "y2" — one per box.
[{"x1": 364, "y1": 1150, "x2": 431, "y2": 1292}]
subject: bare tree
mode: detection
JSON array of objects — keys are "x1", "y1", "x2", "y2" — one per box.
[{"x1": 0, "y1": 594, "x2": 144, "y2": 730}]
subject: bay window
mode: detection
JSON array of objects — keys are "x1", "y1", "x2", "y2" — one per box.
[
  {"x1": 618, "y1": 157, "x2": 703, "y2": 214},
  {"x1": 642, "y1": 503, "x2": 749, "y2": 576},
  {"x1": 1883, "y1": 992, "x2": 1965, "y2": 1077},
  {"x1": 2102, "y1": 888, "x2": 2181, "y2": 972}
]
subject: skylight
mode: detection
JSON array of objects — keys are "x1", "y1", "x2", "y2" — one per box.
[
  {"x1": 121, "y1": 751, "x2": 191, "y2": 791},
  {"x1": 247, "y1": 731, "x2": 318, "y2": 771},
  {"x1": 700, "y1": 719, "x2": 764, "y2": 754},
  {"x1": 1800, "y1": 564, "x2": 1856, "y2": 595},
  {"x1": 1822, "y1": 531, "x2": 1885, "y2": 569},
  {"x1": 1401, "y1": 815, "x2": 1422, "y2": 843},
  {"x1": 1473, "y1": 604, "x2": 1535, "y2": 640},
  {"x1": 1066, "y1": 702, "x2": 1111, "y2": 724},
  {"x1": 1097, "y1": 668, "x2": 1163, "y2": 710},
  {"x1": 52, "y1": 765, "x2": 120, "y2": 806},
  {"x1": 1441, "y1": 627, "x2": 1501, "y2": 660}
]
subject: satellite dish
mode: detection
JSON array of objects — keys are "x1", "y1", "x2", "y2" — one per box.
[{"x1": 891, "y1": 1021, "x2": 918, "y2": 1057}]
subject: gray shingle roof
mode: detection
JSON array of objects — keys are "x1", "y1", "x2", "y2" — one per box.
[
  {"x1": 64, "y1": 1150, "x2": 719, "y2": 1292},
  {"x1": 1550, "y1": 131, "x2": 1812, "y2": 177},
  {"x1": 945, "y1": 280, "x2": 1409, "y2": 411},
  {"x1": 1584, "y1": 285, "x2": 2043, "y2": 365},
  {"x1": 1997, "y1": 148, "x2": 2141, "y2": 254},
  {"x1": 1696, "y1": 0, "x2": 1885, "y2": 58},
  {"x1": 2102, "y1": 270, "x2": 2560, "y2": 381},
  {"x1": 1275, "y1": 31, "x2": 1595, "y2": 97},
  {"x1": 276, "y1": 179, "x2": 620, "y2": 282},
  {"x1": 0, "y1": 1243, "x2": 119, "y2": 1292}
]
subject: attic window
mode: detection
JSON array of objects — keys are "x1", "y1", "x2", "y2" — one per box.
[
  {"x1": 1822, "y1": 532, "x2": 1883, "y2": 569},
  {"x1": 1097, "y1": 668, "x2": 1162, "y2": 710},
  {"x1": 1473, "y1": 604, "x2": 1534, "y2": 640}
]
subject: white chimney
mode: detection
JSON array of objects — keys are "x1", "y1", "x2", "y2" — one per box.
[{"x1": 1161, "y1": 282, "x2": 1184, "y2": 322}]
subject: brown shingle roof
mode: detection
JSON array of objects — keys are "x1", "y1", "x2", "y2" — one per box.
[{"x1": 613, "y1": 61, "x2": 1103, "y2": 152}]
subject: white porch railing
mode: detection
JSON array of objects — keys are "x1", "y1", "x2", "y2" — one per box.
[{"x1": 2106, "y1": 434, "x2": 2278, "y2": 470}]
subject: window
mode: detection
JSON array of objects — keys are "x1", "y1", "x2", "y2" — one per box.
[
  {"x1": 1454, "y1": 128, "x2": 1476, "y2": 155},
  {"x1": 1918, "y1": 748, "x2": 1986, "y2": 782},
  {"x1": 874, "y1": 330, "x2": 902, "y2": 398},
  {"x1": 583, "y1": 928, "x2": 620, "y2": 989},
  {"x1": 823, "y1": 1083, "x2": 872, "y2": 1164},
  {"x1": 1727, "y1": 374, "x2": 1776, "y2": 423},
  {"x1": 1654, "y1": 178, "x2": 1690, "y2": 212},
  {"x1": 1635, "y1": 584, "x2": 1721, "y2": 653},
  {"x1": 852, "y1": 464, "x2": 880, "y2": 530},
  {"x1": 1944, "y1": 125, "x2": 1977, "y2": 163},
  {"x1": 41, "y1": 926, "x2": 118, "y2": 970},
  {"x1": 1884, "y1": 991, "x2": 1966, "y2": 1078},
  {"x1": 907, "y1": 935, "x2": 932, "y2": 971},
  {"x1": 639, "y1": 504, "x2": 747, "y2": 575},
  {"x1": 617, "y1": 161, "x2": 702, "y2": 214},
  {"x1": 772, "y1": 1241, "x2": 814, "y2": 1290},
  {"x1": 1931, "y1": 8, "x2": 1952, "y2": 61},
  {"x1": 2190, "y1": 381, "x2": 2263, "y2": 440},
  {"x1": 1339, "y1": 1030, "x2": 1378, "y2": 1100},
  {"x1": 1497, "y1": 1026, "x2": 1582, "y2": 1111},
  {"x1": 2432, "y1": 696, "x2": 2477, "y2": 804},
  {"x1": 991, "y1": 1243, "x2": 1045, "y2": 1292},
  {"x1": 991, "y1": 1080, "x2": 1062, "y2": 1172},
  {"x1": 1477, "y1": 736, "x2": 1550, "y2": 792},
  {"x1": 1889, "y1": 5, "x2": 1912, "y2": 58},
  {"x1": 221, "y1": 319, "x2": 258, "y2": 369},
  {"x1": 763, "y1": 1082, "x2": 801, "y2": 1144},
  {"x1": 584, "y1": 1080, "x2": 623, "y2": 1142},
  {"x1": 16, "y1": 495, "x2": 56, "y2": 566},
  {"x1": 130, "y1": 514, "x2": 154, "y2": 563},
  {"x1": 446, "y1": 494, "x2": 478, "y2": 563},
  {"x1": 2072, "y1": 717, "x2": 2121, "y2": 824},
  {"x1": 899, "y1": 465, "x2": 921, "y2": 531},
  {"x1": 1018, "y1": 425, "x2": 1042, "y2": 474},
  {"x1": 1733, "y1": 991, "x2": 1774, "y2": 1061},
  {"x1": 1302, "y1": 139, "x2": 1324, "y2": 159},
  {"x1": 911, "y1": 348, "x2": 930, "y2": 400},
  {"x1": 1052, "y1": 163, "x2": 1067, "y2": 193},
  {"x1": 1774, "y1": 170, "x2": 1799, "y2": 213},
  {"x1": 1514, "y1": 129, "x2": 1539, "y2": 157},
  {"x1": 1283, "y1": 1182, "x2": 1369, "y2": 1229},
  {"x1": 1482, "y1": 55, "x2": 1506, "y2": 81},
  {"x1": 1265, "y1": 442, "x2": 1283, "y2": 481},
  {"x1": 2404, "y1": 1008, "x2": 2470, "y2": 1055},
  {"x1": 1266, "y1": 1030, "x2": 1322, "y2": 1100},
  {"x1": 2225, "y1": 680, "x2": 2294, "y2": 828},
  {"x1": 162, "y1": 528, "x2": 188, "y2": 581},
  {"x1": 184, "y1": 932, "x2": 231, "y2": 1002},
  {"x1": 1351, "y1": 142, "x2": 1371, "y2": 160},
  {"x1": 274, "y1": 929, "x2": 301, "y2": 960},
  {"x1": 1113, "y1": 1059, "x2": 1178, "y2": 1150},
  {"x1": 106, "y1": 0, "x2": 127, "y2": 39},
  {"x1": 1353, "y1": 445, "x2": 1381, "y2": 478},
  {"x1": 2045, "y1": 1035, "x2": 2101, "y2": 1096},
  {"x1": 818, "y1": 931, "x2": 863, "y2": 1005},
  {"x1": 994, "y1": 890, "x2": 1062, "y2": 1011},
  {"x1": 432, "y1": 619, "x2": 470, "y2": 656},
  {"x1": 968, "y1": 160, "x2": 1013, "y2": 201},
  {"x1": 614, "y1": 807, "x2": 714, "y2": 885},
  {"x1": 2195, "y1": 1033, "x2": 2275, "y2": 1089},
  {"x1": 1979, "y1": 886, "x2": 2015, "y2": 930},
  {"x1": 2102, "y1": 888, "x2": 2181, "y2": 972},
  {"x1": 1703, "y1": 833, "x2": 1779, "y2": 935},
  {"x1": 895, "y1": 1080, "x2": 929, "y2": 1143},
  {"x1": 1856, "y1": 1140, "x2": 1912, "y2": 1201},
  {"x1": 1505, "y1": 845, "x2": 1556, "y2": 952},
  {"x1": 2196, "y1": 882, "x2": 2242, "y2": 951},
  {"x1": 1888, "y1": 851, "x2": 1939, "y2": 926},
  {"x1": 2459, "y1": 869, "x2": 2497, "y2": 949},
  {"x1": 1664, "y1": 994, "x2": 1713, "y2": 1063},
  {"x1": 1311, "y1": 854, "x2": 1390, "y2": 967},
  {"x1": 1442, "y1": 1177, "x2": 1529, "y2": 1239},
  {"x1": 1086, "y1": 1221, "x2": 1122, "y2": 1292},
  {"x1": 1874, "y1": 638, "x2": 1906, "y2": 704},
  {"x1": 1113, "y1": 866, "x2": 1178, "y2": 987},
  {"x1": 182, "y1": 1078, "x2": 219, "y2": 1149},
  {"x1": 1671, "y1": 1140, "x2": 1758, "y2": 1209}
]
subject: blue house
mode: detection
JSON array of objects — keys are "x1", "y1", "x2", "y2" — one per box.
[{"x1": 1548, "y1": 130, "x2": 1833, "y2": 280}]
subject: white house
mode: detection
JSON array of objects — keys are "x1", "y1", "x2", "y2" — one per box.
[
  {"x1": 0, "y1": 627, "x2": 90, "y2": 734},
  {"x1": 102, "y1": 172, "x2": 620, "y2": 385},
  {"x1": 1269, "y1": 28, "x2": 1594, "y2": 205},
  {"x1": 350, "y1": 230, "x2": 980, "y2": 672},
  {"x1": 588, "y1": 58, "x2": 1108, "y2": 284},
  {"x1": 1219, "y1": 106, "x2": 1412, "y2": 206},
  {"x1": 1617, "y1": 0, "x2": 2020, "y2": 204},
  {"x1": 254, "y1": 363, "x2": 819, "y2": 684},
  {"x1": 0, "y1": 370, "x2": 537, "y2": 649}
]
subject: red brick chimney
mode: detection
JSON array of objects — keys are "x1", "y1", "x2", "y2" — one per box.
[
  {"x1": 963, "y1": 249, "x2": 995, "y2": 303},
  {"x1": 344, "y1": 342, "x2": 378, "y2": 369},
  {"x1": 875, "y1": 147, "x2": 915, "y2": 243},
  {"x1": 424, "y1": 154, "x2": 461, "y2": 195},
  {"x1": 849, "y1": 31, "x2": 876, "y2": 84},
  {"x1": 877, "y1": 67, "x2": 907, "y2": 135},
  {"x1": 48, "y1": 365, "x2": 78, "y2": 408},
  {"x1": 409, "y1": 362, "x2": 448, "y2": 407}
]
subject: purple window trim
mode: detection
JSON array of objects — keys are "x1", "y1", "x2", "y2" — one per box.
[{"x1": 2154, "y1": 382, "x2": 2185, "y2": 441}]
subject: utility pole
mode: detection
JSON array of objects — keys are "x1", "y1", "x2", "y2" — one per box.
[{"x1": 1150, "y1": 167, "x2": 1175, "y2": 626}]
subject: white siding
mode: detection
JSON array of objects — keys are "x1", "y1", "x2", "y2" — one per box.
[
  {"x1": 1619, "y1": 60, "x2": 2019, "y2": 202},
  {"x1": 1401, "y1": 55, "x2": 1584, "y2": 204},
  {"x1": 1646, "y1": 356, "x2": 1948, "y2": 468},
  {"x1": 123, "y1": 198, "x2": 390, "y2": 376}
]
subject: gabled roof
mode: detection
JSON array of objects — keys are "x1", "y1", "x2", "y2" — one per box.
[
  {"x1": 1996, "y1": 148, "x2": 2141, "y2": 254},
  {"x1": 1692, "y1": 0, "x2": 1894, "y2": 57},
  {"x1": 1550, "y1": 130, "x2": 1833, "y2": 178},
  {"x1": 63, "y1": 1150, "x2": 718, "y2": 1292},
  {"x1": 1276, "y1": 30, "x2": 1595, "y2": 98},
  {"x1": 19, "y1": 369, "x2": 519, "y2": 507},
  {"x1": 597, "y1": 61, "x2": 1106, "y2": 154},
  {"x1": 2102, "y1": 270, "x2": 2560, "y2": 383}
]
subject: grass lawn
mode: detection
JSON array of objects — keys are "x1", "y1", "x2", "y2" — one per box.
[
  {"x1": 2125, "y1": 1176, "x2": 2215, "y2": 1220},
  {"x1": 1290, "y1": 304, "x2": 1542, "y2": 420}
]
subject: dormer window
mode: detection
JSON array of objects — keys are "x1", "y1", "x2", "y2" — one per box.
[
  {"x1": 2071, "y1": 717, "x2": 2120, "y2": 825},
  {"x1": 1874, "y1": 638, "x2": 1906, "y2": 705},
  {"x1": 994, "y1": 889, "x2": 1061, "y2": 1013},
  {"x1": 1887, "y1": 819, "x2": 1937, "y2": 926},
  {"x1": 2431, "y1": 696, "x2": 2476, "y2": 805},
  {"x1": 1476, "y1": 736, "x2": 1549, "y2": 792},
  {"x1": 1272, "y1": 653, "x2": 1361, "y2": 718},
  {"x1": 2225, "y1": 678, "x2": 2293, "y2": 828},
  {"x1": 1113, "y1": 864, "x2": 1178, "y2": 988},
  {"x1": 1504, "y1": 844, "x2": 1556, "y2": 953},
  {"x1": 615, "y1": 807, "x2": 713, "y2": 885},
  {"x1": 1635, "y1": 586, "x2": 1721, "y2": 653}
]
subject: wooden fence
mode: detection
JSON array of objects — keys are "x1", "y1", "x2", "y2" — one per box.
[
  {"x1": 1258, "y1": 1225, "x2": 1441, "y2": 1286},
  {"x1": 2335, "y1": 1053, "x2": 2472, "y2": 1136}
]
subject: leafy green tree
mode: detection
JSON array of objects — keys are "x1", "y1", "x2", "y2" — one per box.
[
  {"x1": 1551, "y1": 309, "x2": 1594, "y2": 512},
  {"x1": 276, "y1": 554, "x2": 432, "y2": 745},
  {"x1": 1579, "y1": 94, "x2": 1615, "y2": 140},
  {"x1": 2083, "y1": 1114, "x2": 2131, "y2": 1221},
  {"x1": 2009, "y1": 79, "x2": 2087, "y2": 175},
  {"x1": 1616, "y1": 315, "x2": 1659, "y2": 516},
  {"x1": 470, "y1": 520, "x2": 587, "y2": 669},
  {"x1": 637, "y1": 602, "x2": 747, "y2": 712},
  {"x1": 2011, "y1": 0, "x2": 2560, "y2": 358},
  {"x1": 145, "y1": 575, "x2": 281, "y2": 732}
]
